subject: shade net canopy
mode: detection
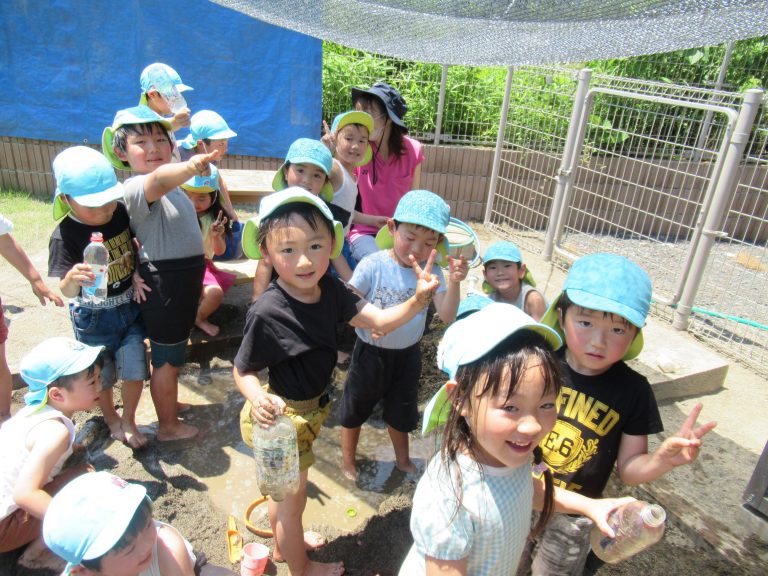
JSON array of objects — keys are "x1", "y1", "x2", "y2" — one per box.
[{"x1": 211, "y1": 0, "x2": 768, "y2": 66}]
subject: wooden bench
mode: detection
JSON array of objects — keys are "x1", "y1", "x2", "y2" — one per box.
[
  {"x1": 219, "y1": 169, "x2": 273, "y2": 202},
  {"x1": 214, "y1": 257, "x2": 258, "y2": 286}
]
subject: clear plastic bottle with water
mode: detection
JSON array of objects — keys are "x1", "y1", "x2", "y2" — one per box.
[
  {"x1": 466, "y1": 274, "x2": 481, "y2": 295},
  {"x1": 590, "y1": 500, "x2": 667, "y2": 564},
  {"x1": 147, "y1": 67, "x2": 187, "y2": 114},
  {"x1": 251, "y1": 414, "x2": 299, "y2": 501},
  {"x1": 82, "y1": 232, "x2": 109, "y2": 303}
]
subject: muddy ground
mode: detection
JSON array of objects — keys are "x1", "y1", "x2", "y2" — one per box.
[{"x1": 2, "y1": 312, "x2": 758, "y2": 576}]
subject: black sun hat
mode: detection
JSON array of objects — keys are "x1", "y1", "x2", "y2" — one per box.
[{"x1": 351, "y1": 82, "x2": 408, "y2": 127}]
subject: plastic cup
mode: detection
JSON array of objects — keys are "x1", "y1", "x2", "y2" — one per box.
[{"x1": 240, "y1": 542, "x2": 269, "y2": 576}]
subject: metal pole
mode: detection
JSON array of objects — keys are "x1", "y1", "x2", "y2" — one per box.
[
  {"x1": 483, "y1": 66, "x2": 514, "y2": 224},
  {"x1": 434, "y1": 64, "x2": 448, "y2": 145},
  {"x1": 692, "y1": 42, "x2": 734, "y2": 161},
  {"x1": 543, "y1": 68, "x2": 592, "y2": 261},
  {"x1": 673, "y1": 88, "x2": 763, "y2": 330}
]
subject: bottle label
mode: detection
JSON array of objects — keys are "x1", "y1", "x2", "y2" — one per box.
[{"x1": 83, "y1": 265, "x2": 108, "y2": 300}]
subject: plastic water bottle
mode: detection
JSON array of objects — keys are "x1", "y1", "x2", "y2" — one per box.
[
  {"x1": 82, "y1": 232, "x2": 109, "y2": 303},
  {"x1": 590, "y1": 500, "x2": 666, "y2": 564},
  {"x1": 147, "y1": 67, "x2": 187, "y2": 113},
  {"x1": 251, "y1": 414, "x2": 299, "y2": 502},
  {"x1": 466, "y1": 274, "x2": 481, "y2": 295}
]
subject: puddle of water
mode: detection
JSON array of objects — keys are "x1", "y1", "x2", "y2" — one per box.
[{"x1": 130, "y1": 369, "x2": 434, "y2": 535}]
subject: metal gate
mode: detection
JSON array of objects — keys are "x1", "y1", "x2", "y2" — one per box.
[{"x1": 486, "y1": 67, "x2": 767, "y2": 372}]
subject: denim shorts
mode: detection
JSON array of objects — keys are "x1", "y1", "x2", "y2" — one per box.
[{"x1": 69, "y1": 299, "x2": 148, "y2": 387}]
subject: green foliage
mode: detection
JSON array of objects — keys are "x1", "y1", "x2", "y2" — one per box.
[
  {"x1": 322, "y1": 37, "x2": 768, "y2": 154},
  {"x1": 0, "y1": 188, "x2": 51, "y2": 255}
]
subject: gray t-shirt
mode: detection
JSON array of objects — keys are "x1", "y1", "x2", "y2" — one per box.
[{"x1": 123, "y1": 175, "x2": 203, "y2": 262}]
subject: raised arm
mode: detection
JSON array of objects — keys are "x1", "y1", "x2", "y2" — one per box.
[
  {"x1": 617, "y1": 402, "x2": 716, "y2": 485},
  {"x1": 349, "y1": 250, "x2": 439, "y2": 333},
  {"x1": 433, "y1": 254, "x2": 468, "y2": 323},
  {"x1": 143, "y1": 150, "x2": 221, "y2": 203}
]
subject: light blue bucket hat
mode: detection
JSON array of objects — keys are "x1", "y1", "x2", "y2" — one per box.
[
  {"x1": 179, "y1": 110, "x2": 237, "y2": 150},
  {"x1": 422, "y1": 303, "x2": 562, "y2": 434},
  {"x1": 272, "y1": 138, "x2": 334, "y2": 203},
  {"x1": 540, "y1": 253, "x2": 652, "y2": 360},
  {"x1": 482, "y1": 240, "x2": 536, "y2": 291},
  {"x1": 375, "y1": 190, "x2": 451, "y2": 262},
  {"x1": 241, "y1": 187, "x2": 344, "y2": 260},
  {"x1": 101, "y1": 106, "x2": 174, "y2": 170},
  {"x1": 43, "y1": 472, "x2": 149, "y2": 574},
  {"x1": 180, "y1": 164, "x2": 220, "y2": 193},
  {"x1": 20, "y1": 337, "x2": 103, "y2": 407},
  {"x1": 456, "y1": 293, "x2": 494, "y2": 319},
  {"x1": 331, "y1": 110, "x2": 374, "y2": 166},
  {"x1": 140, "y1": 63, "x2": 193, "y2": 94},
  {"x1": 52, "y1": 147, "x2": 124, "y2": 221}
]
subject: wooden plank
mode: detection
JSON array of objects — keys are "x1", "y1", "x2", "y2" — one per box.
[
  {"x1": 218, "y1": 169, "x2": 273, "y2": 203},
  {"x1": 212, "y1": 258, "x2": 258, "y2": 286}
]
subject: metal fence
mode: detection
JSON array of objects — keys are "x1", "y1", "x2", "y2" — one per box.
[
  {"x1": 486, "y1": 68, "x2": 768, "y2": 373},
  {"x1": 323, "y1": 42, "x2": 768, "y2": 373}
]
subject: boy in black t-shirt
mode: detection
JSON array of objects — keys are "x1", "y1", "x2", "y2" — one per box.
[
  {"x1": 234, "y1": 188, "x2": 439, "y2": 576},
  {"x1": 47, "y1": 146, "x2": 148, "y2": 449},
  {"x1": 519, "y1": 253, "x2": 717, "y2": 575}
]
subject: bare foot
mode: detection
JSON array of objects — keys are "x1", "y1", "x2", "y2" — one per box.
[
  {"x1": 177, "y1": 402, "x2": 192, "y2": 414},
  {"x1": 122, "y1": 421, "x2": 149, "y2": 449},
  {"x1": 107, "y1": 418, "x2": 127, "y2": 444},
  {"x1": 157, "y1": 421, "x2": 199, "y2": 442},
  {"x1": 396, "y1": 459, "x2": 417, "y2": 474},
  {"x1": 303, "y1": 560, "x2": 344, "y2": 576},
  {"x1": 303, "y1": 530, "x2": 327, "y2": 550},
  {"x1": 196, "y1": 319, "x2": 220, "y2": 337},
  {"x1": 273, "y1": 531, "x2": 329, "y2": 562},
  {"x1": 341, "y1": 461, "x2": 357, "y2": 482}
]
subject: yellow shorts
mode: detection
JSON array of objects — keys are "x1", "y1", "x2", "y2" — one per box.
[{"x1": 239, "y1": 389, "x2": 331, "y2": 472}]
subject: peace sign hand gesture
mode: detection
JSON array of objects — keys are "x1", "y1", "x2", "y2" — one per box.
[{"x1": 410, "y1": 249, "x2": 440, "y2": 306}]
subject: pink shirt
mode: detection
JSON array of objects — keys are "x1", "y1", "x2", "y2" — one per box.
[{"x1": 350, "y1": 136, "x2": 424, "y2": 242}]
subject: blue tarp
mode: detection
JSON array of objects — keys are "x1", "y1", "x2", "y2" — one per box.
[{"x1": 0, "y1": 0, "x2": 321, "y2": 158}]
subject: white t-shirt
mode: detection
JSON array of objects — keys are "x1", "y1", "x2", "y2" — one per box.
[
  {"x1": 350, "y1": 250, "x2": 445, "y2": 349},
  {"x1": 0, "y1": 405, "x2": 75, "y2": 519}
]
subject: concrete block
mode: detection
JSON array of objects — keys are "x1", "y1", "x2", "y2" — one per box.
[{"x1": 631, "y1": 320, "x2": 729, "y2": 402}]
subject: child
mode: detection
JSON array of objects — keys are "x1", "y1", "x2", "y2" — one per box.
[
  {"x1": 400, "y1": 304, "x2": 633, "y2": 575},
  {"x1": 180, "y1": 164, "x2": 236, "y2": 337},
  {"x1": 234, "y1": 188, "x2": 440, "y2": 576},
  {"x1": 482, "y1": 240, "x2": 547, "y2": 321},
  {"x1": 251, "y1": 138, "x2": 344, "y2": 300},
  {"x1": 338, "y1": 190, "x2": 469, "y2": 480},
  {"x1": 0, "y1": 337, "x2": 101, "y2": 554},
  {"x1": 103, "y1": 104, "x2": 221, "y2": 441},
  {"x1": 179, "y1": 109, "x2": 240, "y2": 249},
  {"x1": 0, "y1": 214, "x2": 64, "y2": 423},
  {"x1": 48, "y1": 146, "x2": 148, "y2": 448},
  {"x1": 43, "y1": 471, "x2": 202, "y2": 576},
  {"x1": 323, "y1": 110, "x2": 374, "y2": 276},
  {"x1": 522, "y1": 252, "x2": 717, "y2": 574},
  {"x1": 139, "y1": 62, "x2": 193, "y2": 133}
]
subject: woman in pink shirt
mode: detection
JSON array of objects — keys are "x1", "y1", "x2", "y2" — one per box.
[{"x1": 349, "y1": 82, "x2": 425, "y2": 263}]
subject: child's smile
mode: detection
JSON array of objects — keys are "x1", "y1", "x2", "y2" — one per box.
[
  {"x1": 263, "y1": 213, "x2": 334, "y2": 303},
  {"x1": 484, "y1": 260, "x2": 524, "y2": 298},
  {"x1": 119, "y1": 126, "x2": 172, "y2": 174},
  {"x1": 465, "y1": 359, "x2": 557, "y2": 468},
  {"x1": 285, "y1": 163, "x2": 328, "y2": 197}
]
